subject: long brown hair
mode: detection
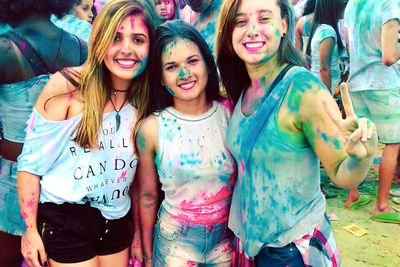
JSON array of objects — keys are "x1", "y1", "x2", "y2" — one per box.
[
  {"x1": 216, "y1": 0, "x2": 305, "y2": 103},
  {"x1": 74, "y1": 0, "x2": 157, "y2": 148}
]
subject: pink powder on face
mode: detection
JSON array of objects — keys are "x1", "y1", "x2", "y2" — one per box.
[
  {"x1": 130, "y1": 14, "x2": 135, "y2": 30},
  {"x1": 139, "y1": 18, "x2": 148, "y2": 35},
  {"x1": 68, "y1": 92, "x2": 74, "y2": 102},
  {"x1": 21, "y1": 211, "x2": 28, "y2": 219},
  {"x1": 120, "y1": 25, "x2": 124, "y2": 31}
]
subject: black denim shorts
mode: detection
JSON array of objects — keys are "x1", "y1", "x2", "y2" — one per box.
[{"x1": 37, "y1": 202, "x2": 130, "y2": 263}]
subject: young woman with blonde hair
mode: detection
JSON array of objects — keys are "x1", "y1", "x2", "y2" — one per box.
[{"x1": 17, "y1": 0, "x2": 157, "y2": 266}]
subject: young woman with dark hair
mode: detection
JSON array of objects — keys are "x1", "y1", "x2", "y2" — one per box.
[
  {"x1": 295, "y1": 0, "x2": 316, "y2": 57},
  {"x1": 306, "y1": 0, "x2": 346, "y2": 92},
  {"x1": 0, "y1": 0, "x2": 87, "y2": 265},
  {"x1": 136, "y1": 20, "x2": 235, "y2": 266},
  {"x1": 216, "y1": 0, "x2": 377, "y2": 265},
  {"x1": 16, "y1": 0, "x2": 157, "y2": 266}
]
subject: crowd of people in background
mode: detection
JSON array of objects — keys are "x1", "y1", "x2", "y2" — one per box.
[{"x1": 0, "y1": 0, "x2": 399, "y2": 266}]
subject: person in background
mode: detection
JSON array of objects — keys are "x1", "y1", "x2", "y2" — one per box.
[
  {"x1": 0, "y1": 0, "x2": 87, "y2": 266},
  {"x1": 182, "y1": 0, "x2": 222, "y2": 55},
  {"x1": 295, "y1": 0, "x2": 316, "y2": 59},
  {"x1": 51, "y1": 0, "x2": 94, "y2": 43},
  {"x1": 153, "y1": 0, "x2": 179, "y2": 21},
  {"x1": 344, "y1": 0, "x2": 400, "y2": 223},
  {"x1": 216, "y1": 0, "x2": 377, "y2": 265},
  {"x1": 306, "y1": 0, "x2": 346, "y2": 93},
  {"x1": 16, "y1": 0, "x2": 157, "y2": 266},
  {"x1": 137, "y1": 20, "x2": 235, "y2": 267}
]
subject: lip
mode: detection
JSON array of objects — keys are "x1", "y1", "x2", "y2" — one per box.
[
  {"x1": 243, "y1": 41, "x2": 265, "y2": 52},
  {"x1": 178, "y1": 80, "x2": 196, "y2": 90},
  {"x1": 115, "y1": 58, "x2": 138, "y2": 69}
]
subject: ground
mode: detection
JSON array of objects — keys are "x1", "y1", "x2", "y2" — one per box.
[{"x1": 322, "y1": 144, "x2": 400, "y2": 267}]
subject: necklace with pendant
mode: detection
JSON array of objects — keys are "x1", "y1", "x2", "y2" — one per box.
[{"x1": 109, "y1": 97, "x2": 128, "y2": 132}]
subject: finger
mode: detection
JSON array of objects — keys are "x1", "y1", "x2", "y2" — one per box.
[
  {"x1": 38, "y1": 246, "x2": 48, "y2": 267},
  {"x1": 367, "y1": 120, "x2": 375, "y2": 139},
  {"x1": 322, "y1": 99, "x2": 345, "y2": 130},
  {"x1": 357, "y1": 118, "x2": 368, "y2": 142},
  {"x1": 30, "y1": 254, "x2": 41, "y2": 267},
  {"x1": 339, "y1": 82, "x2": 356, "y2": 119}
]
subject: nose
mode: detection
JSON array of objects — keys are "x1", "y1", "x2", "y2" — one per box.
[
  {"x1": 246, "y1": 21, "x2": 260, "y2": 38},
  {"x1": 120, "y1": 39, "x2": 133, "y2": 55},
  {"x1": 161, "y1": 3, "x2": 167, "y2": 10},
  {"x1": 178, "y1": 66, "x2": 190, "y2": 79}
]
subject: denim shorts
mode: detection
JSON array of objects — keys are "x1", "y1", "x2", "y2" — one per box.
[
  {"x1": 350, "y1": 88, "x2": 400, "y2": 144},
  {"x1": 255, "y1": 243, "x2": 304, "y2": 267},
  {"x1": 37, "y1": 202, "x2": 130, "y2": 263},
  {"x1": 0, "y1": 157, "x2": 26, "y2": 236},
  {"x1": 152, "y1": 207, "x2": 233, "y2": 266}
]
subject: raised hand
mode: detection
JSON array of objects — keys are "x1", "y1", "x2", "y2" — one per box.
[{"x1": 326, "y1": 82, "x2": 378, "y2": 160}]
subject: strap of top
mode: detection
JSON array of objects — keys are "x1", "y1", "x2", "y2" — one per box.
[
  {"x1": 243, "y1": 64, "x2": 294, "y2": 163},
  {"x1": 4, "y1": 31, "x2": 50, "y2": 76}
]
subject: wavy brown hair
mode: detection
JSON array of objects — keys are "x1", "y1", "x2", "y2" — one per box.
[
  {"x1": 216, "y1": 0, "x2": 305, "y2": 103},
  {"x1": 74, "y1": 0, "x2": 157, "y2": 149}
]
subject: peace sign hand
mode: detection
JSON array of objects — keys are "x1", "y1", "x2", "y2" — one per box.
[{"x1": 327, "y1": 83, "x2": 378, "y2": 160}]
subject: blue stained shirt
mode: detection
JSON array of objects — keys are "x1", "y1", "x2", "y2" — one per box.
[
  {"x1": 227, "y1": 67, "x2": 326, "y2": 257},
  {"x1": 344, "y1": 0, "x2": 400, "y2": 91}
]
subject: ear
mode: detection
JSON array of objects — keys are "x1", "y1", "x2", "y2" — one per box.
[
  {"x1": 161, "y1": 79, "x2": 165, "y2": 86},
  {"x1": 281, "y1": 16, "x2": 288, "y2": 37}
]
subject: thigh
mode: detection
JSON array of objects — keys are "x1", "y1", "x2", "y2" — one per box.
[
  {"x1": 256, "y1": 243, "x2": 304, "y2": 267},
  {"x1": 49, "y1": 257, "x2": 98, "y2": 267},
  {"x1": 98, "y1": 247, "x2": 129, "y2": 267}
]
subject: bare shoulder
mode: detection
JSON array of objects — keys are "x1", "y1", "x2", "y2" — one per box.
[{"x1": 35, "y1": 68, "x2": 83, "y2": 120}]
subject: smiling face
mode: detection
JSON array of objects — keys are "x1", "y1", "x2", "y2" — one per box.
[
  {"x1": 104, "y1": 14, "x2": 150, "y2": 90},
  {"x1": 154, "y1": 0, "x2": 175, "y2": 20},
  {"x1": 72, "y1": 0, "x2": 94, "y2": 23},
  {"x1": 161, "y1": 38, "x2": 208, "y2": 104},
  {"x1": 231, "y1": 0, "x2": 287, "y2": 66}
]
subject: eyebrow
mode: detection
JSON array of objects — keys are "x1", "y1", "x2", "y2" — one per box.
[
  {"x1": 115, "y1": 32, "x2": 148, "y2": 38},
  {"x1": 236, "y1": 9, "x2": 274, "y2": 16},
  {"x1": 162, "y1": 55, "x2": 200, "y2": 67}
]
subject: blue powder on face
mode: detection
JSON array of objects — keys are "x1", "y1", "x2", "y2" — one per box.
[{"x1": 166, "y1": 85, "x2": 175, "y2": 95}]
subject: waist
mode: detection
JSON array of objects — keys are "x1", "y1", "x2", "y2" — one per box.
[
  {"x1": 0, "y1": 139, "x2": 23, "y2": 162},
  {"x1": 161, "y1": 200, "x2": 230, "y2": 225}
]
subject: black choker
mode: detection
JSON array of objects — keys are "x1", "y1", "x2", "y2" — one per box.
[{"x1": 113, "y1": 88, "x2": 129, "y2": 95}]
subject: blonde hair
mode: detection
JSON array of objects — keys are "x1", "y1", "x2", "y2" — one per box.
[{"x1": 74, "y1": 0, "x2": 157, "y2": 148}]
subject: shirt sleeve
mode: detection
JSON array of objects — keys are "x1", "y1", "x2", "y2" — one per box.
[
  {"x1": 381, "y1": 0, "x2": 400, "y2": 25},
  {"x1": 17, "y1": 109, "x2": 80, "y2": 176},
  {"x1": 318, "y1": 25, "x2": 337, "y2": 43}
]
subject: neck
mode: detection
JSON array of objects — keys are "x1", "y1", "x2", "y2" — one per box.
[
  {"x1": 246, "y1": 53, "x2": 284, "y2": 89},
  {"x1": 15, "y1": 13, "x2": 52, "y2": 30},
  {"x1": 173, "y1": 96, "x2": 212, "y2": 115}
]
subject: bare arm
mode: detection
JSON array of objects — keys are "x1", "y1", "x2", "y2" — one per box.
[
  {"x1": 295, "y1": 17, "x2": 305, "y2": 52},
  {"x1": 381, "y1": 19, "x2": 400, "y2": 66},
  {"x1": 295, "y1": 78, "x2": 378, "y2": 189},
  {"x1": 130, "y1": 177, "x2": 143, "y2": 263},
  {"x1": 136, "y1": 115, "x2": 159, "y2": 267},
  {"x1": 17, "y1": 171, "x2": 47, "y2": 267},
  {"x1": 319, "y1": 37, "x2": 335, "y2": 92}
]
